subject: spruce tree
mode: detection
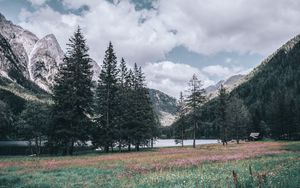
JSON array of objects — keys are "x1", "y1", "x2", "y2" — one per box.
[
  {"x1": 51, "y1": 27, "x2": 93, "y2": 155},
  {"x1": 226, "y1": 96, "x2": 251, "y2": 144},
  {"x1": 93, "y1": 42, "x2": 119, "y2": 152},
  {"x1": 178, "y1": 92, "x2": 186, "y2": 147},
  {"x1": 127, "y1": 64, "x2": 158, "y2": 151},
  {"x1": 217, "y1": 84, "x2": 228, "y2": 145},
  {"x1": 123, "y1": 68, "x2": 135, "y2": 151},
  {"x1": 185, "y1": 74, "x2": 206, "y2": 148},
  {"x1": 117, "y1": 57, "x2": 129, "y2": 151}
]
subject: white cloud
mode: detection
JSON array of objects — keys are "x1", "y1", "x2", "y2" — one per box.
[
  {"x1": 19, "y1": 0, "x2": 177, "y2": 65},
  {"x1": 19, "y1": 0, "x2": 300, "y2": 62},
  {"x1": 16, "y1": 0, "x2": 300, "y2": 96},
  {"x1": 144, "y1": 61, "x2": 214, "y2": 97},
  {"x1": 18, "y1": 6, "x2": 79, "y2": 52},
  {"x1": 157, "y1": 0, "x2": 300, "y2": 56}
]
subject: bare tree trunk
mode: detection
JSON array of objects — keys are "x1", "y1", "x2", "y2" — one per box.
[
  {"x1": 70, "y1": 140, "x2": 74, "y2": 155},
  {"x1": 136, "y1": 141, "x2": 140, "y2": 151},
  {"x1": 236, "y1": 128, "x2": 240, "y2": 144},
  {"x1": 29, "y1": 140, "x2": 33, "y2": 155},
  {"x1": 193, "y1": 121, "x2": 196, "y2": 148},
  {"x1": 151, "y1": 139, "x2": 153, "y2": 148},
  {"x1": 118, "y1": 143, "x2": 121, "y2": 152},
  {"x1": 105, "y1": 145, "x2": 109, "y2": 153},
  {"x1": 181, "y1": 124, "x2": 184, "y2": 147},
  {"x1": 39, "y1": 136, "x2": 42, "y2": 155},
  {"x1": 35, "y1": 137, "x2": 39, "y2": 156}
]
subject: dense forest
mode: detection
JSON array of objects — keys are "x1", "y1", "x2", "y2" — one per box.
[{"x1": 169, "y1": 35, "x2": 300, "y2": 141}]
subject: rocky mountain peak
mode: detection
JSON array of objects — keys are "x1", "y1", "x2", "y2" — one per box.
[
  {"x1": 205, "y1": 74, "x2": 245, "y2": 99},
  {"x1": 148, "y1": 89, "x2": 177, "y2": 126},
  {"x1": 28, "y1": 34, "x2": 64, "y2": 91},
  {"x1": 224, "y1": 74, "x2": 244, "y2": 85}
]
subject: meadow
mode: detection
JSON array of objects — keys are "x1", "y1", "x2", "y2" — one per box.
[{"x1": 0, "y1": 141, "x2": 299, "y2": 188}]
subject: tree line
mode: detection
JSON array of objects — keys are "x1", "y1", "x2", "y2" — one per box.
[
  {"x1": 5, "y1": 27, "x2": 158, "y2": 155},
  {"x1": 170, "y1": 74, "x2": 251, "y2": 147},
  {"x1": 171, "y1": 45, "x2": 300, "y2": 143}
]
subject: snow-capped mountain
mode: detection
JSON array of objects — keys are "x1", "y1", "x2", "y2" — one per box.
[
  {"x1": 205, "y1": 74, "x2": 245, "y2": 99},
  {"x1": 0, "y1": 13, "x2": 100, "y2": 91}
]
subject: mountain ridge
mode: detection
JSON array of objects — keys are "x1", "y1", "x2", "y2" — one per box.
[{"x1": 0, "y1": 13, "x2": 176, "y2": 126}]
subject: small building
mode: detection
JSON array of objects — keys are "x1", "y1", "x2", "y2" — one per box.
[{"x1": 249, "y1": 133, "x2": 261, "y2": 141}]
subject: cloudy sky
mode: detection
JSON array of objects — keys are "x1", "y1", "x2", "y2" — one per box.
[{"x1": 1, "y1": 0, "x2": 300, "y2": 98}]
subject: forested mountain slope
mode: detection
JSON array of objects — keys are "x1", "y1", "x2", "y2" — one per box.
[
  {"x1": 149, "y1": 89, "x2": 177, "y2": 126},
  {"x1": 172, "y1": 34, "x2": 300, "y2": 140},
  {"x1": 230, "y1": 34, "x2": 300, "y2": 138}
]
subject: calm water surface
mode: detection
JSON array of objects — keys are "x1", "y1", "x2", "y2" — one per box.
[{"x1": 152, "y1": 139, "x2": 218, "y2": 148}]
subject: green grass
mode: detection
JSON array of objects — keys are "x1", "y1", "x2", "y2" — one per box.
[
  {"x1": 0, "y1": 141, "x2": 299, "y2": 188},
  {"x1": 132, "y1": 153, "x2": 300, "y2": 188}
]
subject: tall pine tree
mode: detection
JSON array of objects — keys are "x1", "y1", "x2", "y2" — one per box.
[
  {"x1": 185, "y1": 74, "x2": 206, "y2": 148},
  {"x1": 217, "y1": 84, "x2": 228, "y2": 145},
  {"x1": 51, "y1": 27, "x2": 93, "y2": 155},
  {"x1": 93, "y1": 42, "x2": 119, "y2": 152}
]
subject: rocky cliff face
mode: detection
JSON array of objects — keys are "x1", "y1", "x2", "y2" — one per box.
[
  {"x1": 205, "y1": 74, "x2": 245, "y2": 99},
  {"x1": 148, "y1": 89, "x2": 178, "y2": 126},
  {"x1": 0, "y1": 13, "x2": 38, "y2": 79},
  {"x1": 29, "y1": 34, "x2": 64, "y2": 91},
  {"x1": 0, "y1": 13, "x2": 101, "y2": 92}
]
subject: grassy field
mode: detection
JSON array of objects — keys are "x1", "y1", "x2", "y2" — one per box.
[{"x1": 0, "y1": 141, "x2": 299, "y2": 188}]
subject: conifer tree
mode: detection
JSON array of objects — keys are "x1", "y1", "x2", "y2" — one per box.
[
  {"x1": 51, "y1": 27, "x2": 93, "y2": 155},
  {"x1": 117, "y1": 57, "x2": 129, "y2": 151},
  {"x1": 176, "y1": 92, "x2": 186, "y2": 147},
  {"x1": 185, "y1": 74, "x2": 206, "y2": 148},
  {"x1": 93, "y1": 42, "x2": 119, "y2": 152},
  {"x1": 217, "y1": 84, "x2": 228, "y2": 145},
  {"x1": 127, "y1": 64, "x2": 158, "y2": 151},
  {"x1": 16, "y1": 102, "x2": 50, "y2": 155},
  {"x1": 226, "y1": 96, "x2": 250, "y2": 144}
]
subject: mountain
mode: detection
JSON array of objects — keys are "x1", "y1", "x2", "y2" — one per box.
[
  {"x1": 174, "y1": 33, "x2": 300, "y2": 139},
  {"x1": 0, "y1": 13, "x2": 38, "y2": 80},
  {"x1": 228, "y1": 34, "x2": 300, "y2": 137},
  {"x1": 0, "y1": 30, "x2": 49, "y2": 126},
  {"x1": 149, "y1": 89, "x2": 177, "y2": 126},
  {"x1": 0, "y1": 13, "x2": 175, "y2": 127},
  {"x1": 205, "y1": 74, "x2": 245, "y2": 99},
  {"x1": 0, "y1": 13, "x2": 100, "y2": 91},
  {"x1": 29, "y1": 34, "x2": 101, "y2": 91},
  {"x1": 0, "y1": 13, "x2": 100, "y2": 121},
  {"x1": 29, "y1": 34, "x2": 64, "y2": 91}
]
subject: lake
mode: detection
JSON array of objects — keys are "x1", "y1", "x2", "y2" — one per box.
[
  {"x1": 0, "y1": 139, "x2": 219, "y2": 148},
  {"x1": 152, "y1": 139, "x2": 219, "y2": 148}
]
